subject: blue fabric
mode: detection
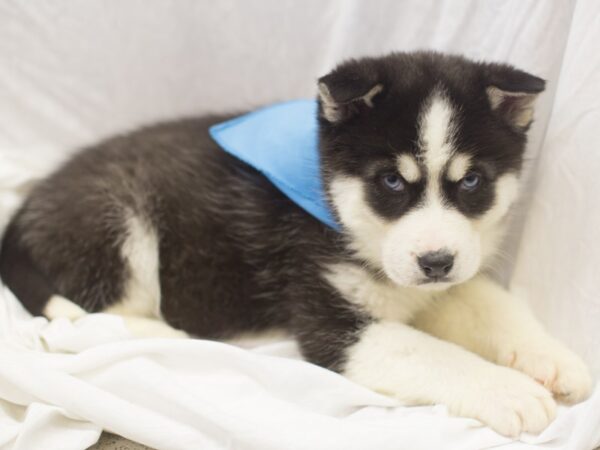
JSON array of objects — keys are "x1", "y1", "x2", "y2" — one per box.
[{"x1": 209, "y1": 99, "x2": 339, "y2": 230}]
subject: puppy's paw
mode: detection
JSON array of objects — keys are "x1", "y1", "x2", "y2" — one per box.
[
  {"x1": 122, "y1": 317, "x2": 190, "y2": 339},
  {"x1": 452, "y1": 365, "x2": 556, "y2": 437},
  {"x1": 498, "y1": 340, "x2": 592, "y2": 404}
]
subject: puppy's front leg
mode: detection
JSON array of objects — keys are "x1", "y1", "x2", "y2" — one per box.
[
  {"x1": 343, "y1": 321, "x2": 555, "y2": 437},
  {"x1": 413, "y1": 276, "x2": 592, "y2": 404}
]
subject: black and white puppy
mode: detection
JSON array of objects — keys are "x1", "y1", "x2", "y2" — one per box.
[{"x1": 0, "y1": 52, "x2": 592, "y2": 436}]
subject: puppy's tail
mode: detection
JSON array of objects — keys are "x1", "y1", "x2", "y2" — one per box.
[{"x1": 0, "y1": 218, "x2": 56, "y2": 317}]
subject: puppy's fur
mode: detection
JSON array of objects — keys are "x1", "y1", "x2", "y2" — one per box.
[{"x1": 0, "y1": 52, "x2": 592, "y2": 436}]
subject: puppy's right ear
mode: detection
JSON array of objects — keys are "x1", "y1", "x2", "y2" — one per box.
[
  {"x1": 484, "y1": 65, "x2": 546, "y2": 131},
  {"x1": 318, "y1": 60, "x2": 383, "y2": 123}
]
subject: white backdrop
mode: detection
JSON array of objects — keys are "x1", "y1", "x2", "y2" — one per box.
[{"x1": 1, "y1": 1, "x2": 599, "y2": 449}]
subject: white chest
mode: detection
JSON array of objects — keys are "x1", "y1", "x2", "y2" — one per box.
[{"x1": 324, "y1": 263, "x2": 434, "y2": 323}]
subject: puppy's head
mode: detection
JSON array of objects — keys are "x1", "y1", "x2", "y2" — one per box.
[{"x1": 318, "y1": 52, "x2": 544, "y2": 290}]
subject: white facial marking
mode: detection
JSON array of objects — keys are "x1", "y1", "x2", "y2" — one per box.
[
  {"x1": 447, "y1": 153, "x2": 471, "y2": 182},
  {"x1": 329, "y1": 176, "x2": 388, "y2": 265},
  {"x1": 105, "y1": 214, "x2": 161, "y2": 318},
  {"x1": 397, "y1": 154, "x2": 421, "y2": 183},
  {"x1": 416, "y1": 91, "x2": 460, "y2": 245},
  {"x1": 418, "y1": 90, "x2": 457, "y2": 178}
]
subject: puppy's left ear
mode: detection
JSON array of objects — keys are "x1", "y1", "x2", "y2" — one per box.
[
  {"x1": 485, "y1": 65, "x2": 546, "y2": 131},
  {"x1": 318, "y1": 60, "x2": 383, "y2": 123}
]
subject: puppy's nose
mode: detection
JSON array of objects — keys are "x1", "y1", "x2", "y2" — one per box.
[{"x1": 418, "y1": 251, "x2": 454, "y2": 279}]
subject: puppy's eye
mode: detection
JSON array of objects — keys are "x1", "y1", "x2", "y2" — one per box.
[
  {"x1": 460, "y1": 172, "x2": 481, "y2": 191},
  {"x1": 381, "y1": 173, "x2": 406, "y2": 192}
]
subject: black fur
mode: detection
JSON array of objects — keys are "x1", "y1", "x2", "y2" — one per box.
[
  {"x1": 0, "y1": 51, "x2": 543, "y2": 372},
  {"x1": 318, "y1": 52, "x2": 543, "y2": 221}
]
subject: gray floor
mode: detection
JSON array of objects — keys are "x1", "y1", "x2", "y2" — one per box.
[
  {"x1": 88, "y1": 433, "x2": 155, "y2": 450},
  {"x1": 88, "y1": 432, "x2": 600, "y2": 450}
]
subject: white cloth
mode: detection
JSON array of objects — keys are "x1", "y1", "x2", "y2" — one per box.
[
  {"x1": 1, "y1": 309, "x2": 599, "y2": 450},
  {"x1": 1, "y1": 1, "x2": 599, "y2": 449}
]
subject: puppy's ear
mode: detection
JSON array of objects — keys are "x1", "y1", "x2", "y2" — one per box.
[
  {"x1": 484, "y1": 65, "x2": 546, "y2": 131},
  {"x1": 318, "y1": 60, "x2": 383, "y2": 123}
]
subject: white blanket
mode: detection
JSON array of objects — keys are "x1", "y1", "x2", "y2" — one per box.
[
  {"x1": 1, "y1": 300, "x2": 599, "y2": 450},
  {"x1": 1, "y1": 1, "x2": 599, "y2": 449}
]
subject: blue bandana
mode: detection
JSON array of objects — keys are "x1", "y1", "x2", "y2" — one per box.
[{"x1": 209, "y1": 99, "x2": 339, "y2": 230}]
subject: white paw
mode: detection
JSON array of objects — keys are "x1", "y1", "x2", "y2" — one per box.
[
  {"x1": 452, "y1": 365, "x2": 556, "y2": 437},
  {"x1": 498, "y1": 339, "x2": 592, "y2": 404}
]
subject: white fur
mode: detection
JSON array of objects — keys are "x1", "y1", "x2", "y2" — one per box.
[
  {"x1": 328, "y1": 248, "x2": 590, "y2": 437},
  {"x1": 446, "y1": 153, "x2": 471, "y2": 181},
  {"x1": 121, "y1": 316, "x2": 188, "y2": 339},
  {"x1": 477, "y1": 172, "x2": 519, "y2": 228},
  {"x1": 381, "y1": 205, "x2": 481, "y2": 288},
  {"x1": 325, "y1": 264, "x2": 591, "y2": 435},
  {"x1": 318, "y1": 83, "x2": 342, "y2": 122},
  {"x1": 44, "y1": 295, "x2": 86, "y2": 320},
  {"x1": 344, "y1": 319, "x2": 557, "y2": 437},
  {"x1": 417, "y1": 91, "x2": 456, "y2": 175},
  {"x1": 105, "y1": 214, "x2": 161, "y2": 318},
  {"x1": 361, "y1": 84, "x2": 383, "y2": 107},
  {"x1": 487, "y1": 86, "x2": 535, "y2": 128},
  {"x1": 43, "y1": 215, "x2": 185, "y2": 340},
  {"x1": 475, "y1": 172, "x2": 520, "y2": 263},
  {"x1": 324, "y1": 263, "x2": 433, "y2": 322},
  {"x1": 44, "y1": 296, "x2": 186, "y2": 339},
  {"x1": 413, "y1": 275, "x2": 593, "y2": 404},
  {"x1": 329, "y1": 176, "x2": 389, "y2": 266},
  {"x1": 225, "y1": 328, "x2": 291, "y2": 348},
  {"x1": 318, "y1": 83, "x2": 383, "y2": 123},
  {"x1": 397, "y1": 154, "x2": 421, "y2": 183}
]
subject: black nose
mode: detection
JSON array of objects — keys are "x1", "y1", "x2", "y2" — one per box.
[{"x1": 418, "y1": 251, "x2": 454, "y2": 279}]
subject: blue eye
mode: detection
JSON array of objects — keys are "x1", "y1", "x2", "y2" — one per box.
[
  {"x1": 382, "y1": 174, "x2": 405, "y2": 192},
  {"x1": 460, "y1": 172, "x2": 481, "y2": 190}
]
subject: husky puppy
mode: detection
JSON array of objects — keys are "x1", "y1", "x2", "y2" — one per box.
[{"x1": 0, "y1": 52, "x2": 592, "y2": 436}]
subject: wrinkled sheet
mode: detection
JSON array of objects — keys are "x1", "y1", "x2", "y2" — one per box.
[{"x1": 1, "y1": 1, "x2": 599, "y2": 449}]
